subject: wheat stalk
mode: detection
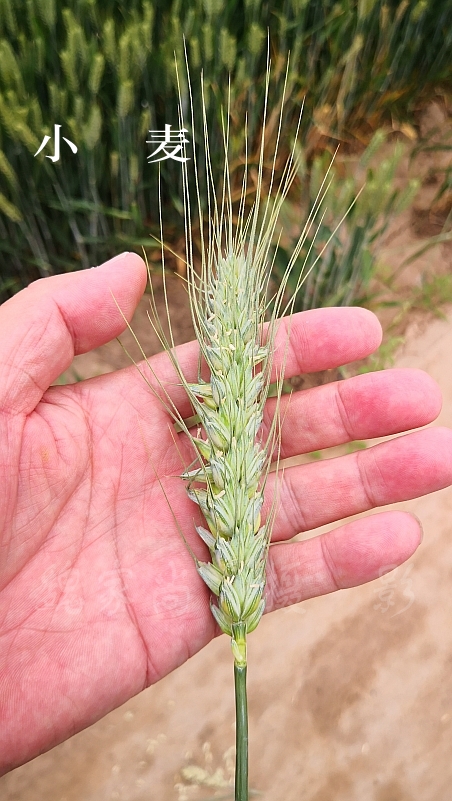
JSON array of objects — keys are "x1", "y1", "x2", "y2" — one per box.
[{"x1": 119, "y1": 51, "x2": 342, "y2": 801}]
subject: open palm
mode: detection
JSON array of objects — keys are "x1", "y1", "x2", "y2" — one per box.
[{"x1": 1, "y1": 252, "x2": 451, "y2": 775}]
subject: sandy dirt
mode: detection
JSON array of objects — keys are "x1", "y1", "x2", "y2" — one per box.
[{"x1": 2, "y1": 107, "x2": 452, "y2": 801}]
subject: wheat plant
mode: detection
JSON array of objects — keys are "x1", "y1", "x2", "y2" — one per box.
[
  {"x1": 120, "y1": 56, "x2": 342, "y2": 801},
  {"x1": 2, "y1": 0, "x2": 451, "y2": 297}
]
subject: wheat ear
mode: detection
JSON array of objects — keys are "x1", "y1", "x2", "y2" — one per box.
[{"x1": 122, "y1": 51, "x2": 342, "y2": 801}]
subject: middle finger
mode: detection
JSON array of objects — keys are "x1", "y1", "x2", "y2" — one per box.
[
  {"x1": 265, "y1": 426, "x2": 452, "y2": 541},
  {"x1": 262, "y1": 367, "x2": 441, "y2": 459}
]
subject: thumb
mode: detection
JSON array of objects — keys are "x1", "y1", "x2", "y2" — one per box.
[{"x1": 0, "y1": 252, "x2": 147, "y2": 415}]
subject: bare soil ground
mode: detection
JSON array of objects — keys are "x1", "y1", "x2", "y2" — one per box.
[{"x1": 2, "y1": 104, "x2": 452, "y2": 801}]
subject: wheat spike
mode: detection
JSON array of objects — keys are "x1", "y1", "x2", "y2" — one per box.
[
  {"x1": 162, "y1": 69, "x2": 298, "y2": 672},
  {"x1": 183, "y1": 246, "x2": 271, "y2": 665},
  {"x1": 170, "y1": 78, "x2": 339, "y2": 675},
  {"x1": 125, "y1": 51, "x2": 337, "y2": 801}
]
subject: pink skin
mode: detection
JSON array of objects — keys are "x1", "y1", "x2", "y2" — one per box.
[{"x1": 1, "y1": 252, "x2": 451, "y2": 774}]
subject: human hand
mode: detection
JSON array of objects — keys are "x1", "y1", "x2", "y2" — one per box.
[{"x1": 1, "y1": 252, "x2": 451, "y2": 773}]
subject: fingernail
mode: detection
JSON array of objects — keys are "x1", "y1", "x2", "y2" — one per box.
[
  {"x1": 418, "y1": 521, "x2": 424, "y2": 544},
  {"x1": 412, "y1": 513, "x2": 424, "y2": 543},
  {"x1": 96, "y1": 252, "x2": 130, "y2": 269}
]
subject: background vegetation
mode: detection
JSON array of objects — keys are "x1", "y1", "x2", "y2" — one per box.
[{"x1": 0, "y1": 0, "x2": 451, "y2": 304}]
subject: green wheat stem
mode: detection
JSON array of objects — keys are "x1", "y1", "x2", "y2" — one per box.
[{"x1": 234, "y1": 662, "x2": 248, "y2": 801}]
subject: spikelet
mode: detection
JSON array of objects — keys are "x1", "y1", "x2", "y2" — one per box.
[
  {"x1": 141, "y1": 1, "x2": 154, "y2": 53},
  {"x1": 202, "y1": 0, "x2": 226, "y2": 17},
  {"x1": 0, "y1": 40, "x2": 24, "y2": 97},
  {"x1": 35, "y1": 0, "x2": 56, "y2": 30},
  {"x1": 0, "y1": 94, "x2": 17, "y2": 139},
  {"x1": 102, "y1": 18, "x2": 116, "y2": 65},
  {"x1": 88, "y1": 53, "x2": 105, "y2": 96},
  {"x1": 246, "y1": 23, "x2": 266, "y2": 58},
  {"x1": 0, "y1": 191, "x2": 22, "y2": 222},
  {"x1": 48, "y1": 83, "x2": 60, "y2": 120},
  {"x1": 202, "y1": 23, "x2": 214, "y2": 64},
  {"x1": 11, "y1": 120, "x2": 39, "y2": 154},
  {"x1": 0, "y1": 149, "x2": 18, "y2": 192},
  {"x1": 129, "y1": 153, "x2": 139, "y2": 185},
  {"x1": 0, "y1": 0, "x2": 17, "y2": 37},
  {"x1": 82, "y1": 103, "x2": 102, "y2": 151},
  {"x1": 219, "y1": 28, "x2": 236, "y2": 72},
  {"x1": 29, "y1": 96, "x2": 44, "y2": 133},
  {"x1": 60, "y1": 49, "x2": 79, "y2": 94},
  {"x1": 118, "y1": 31, "x2": 131, "y2": 84},
  {"x1": 34, "y1": 36, "x2": 45, "y2": 75},
  {"x1": 189, "y1": 36, "x2": 201, "y2": 70},
  {"x1": 73, "y1": 95, "x2": 85, "y2": 130},
  {"x1": 117, "y1": 81, "x2": 134, "y2": 119}
]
